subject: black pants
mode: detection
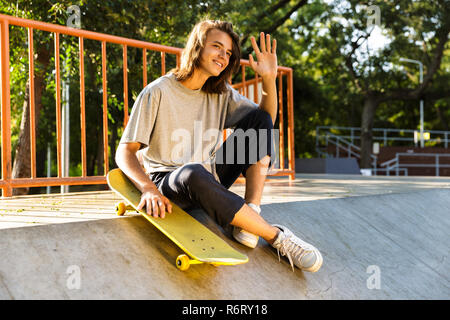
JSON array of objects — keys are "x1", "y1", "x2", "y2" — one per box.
[{"x1": 150, "y1": 108, "x2": 274, "y2": 228}]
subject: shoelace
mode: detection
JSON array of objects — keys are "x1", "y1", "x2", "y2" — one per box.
[{"x1": 276, "y1": 235, "x2": 312, "y2": 272}]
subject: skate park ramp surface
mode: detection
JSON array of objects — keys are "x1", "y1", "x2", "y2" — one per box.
[{"x1": 0, "y1": 174, "x2": 449, "y2": 299}]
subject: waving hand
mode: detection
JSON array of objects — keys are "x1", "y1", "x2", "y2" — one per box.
[{"x1": 249, "y1": 32, "x2": 278, "y2": 80}]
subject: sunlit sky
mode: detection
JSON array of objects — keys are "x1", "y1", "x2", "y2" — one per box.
[
  {"x1": 322, "y1": 0, "x2": 392, "y2": 53},
  {"x1": 366, "y1": 25, "x2": 391, "y2": 52}
]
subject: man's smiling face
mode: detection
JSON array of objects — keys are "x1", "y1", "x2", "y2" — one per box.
[{"x1": 198, "y1": 28, "x2": 233, "y2": 78}]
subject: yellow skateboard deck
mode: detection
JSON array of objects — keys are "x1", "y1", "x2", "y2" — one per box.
[{"x1": 107, "y1": 168, "x2": 248, "y2": 271}]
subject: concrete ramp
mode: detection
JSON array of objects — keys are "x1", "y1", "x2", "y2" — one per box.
[{"x1": 0, "y1": 187, "x2": 448, "y2": 299}]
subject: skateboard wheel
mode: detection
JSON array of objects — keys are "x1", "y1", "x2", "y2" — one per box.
[
  {"x1": 115, "y1": 202, "x2": 127, "y2": 216},
  {"x1": 176, "y1": 254, "x2": 190, "y2": 271}
]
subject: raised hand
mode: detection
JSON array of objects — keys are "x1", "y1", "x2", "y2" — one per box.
[{"x1": 249, "y1": 32, "x2": 278, "y2": 80}]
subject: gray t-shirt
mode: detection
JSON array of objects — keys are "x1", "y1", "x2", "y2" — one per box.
[{"x1": 120, "y1": 73, "x2": 258, "y2": 181}]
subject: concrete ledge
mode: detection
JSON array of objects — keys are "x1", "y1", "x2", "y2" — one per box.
[
  {"x1": 295, "y1": 158, "x2": 360, "y2": 174},
  {"x1": 0, "y1": 187, "x2": 448, "y2": 299}
]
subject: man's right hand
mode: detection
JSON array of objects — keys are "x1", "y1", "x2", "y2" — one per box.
[
  {"x1": 137, "y1": 185, "x2": 173, "y2": 218},
  {"x1": 115, "y1": 142, "x2": 172, "y2": 218}
]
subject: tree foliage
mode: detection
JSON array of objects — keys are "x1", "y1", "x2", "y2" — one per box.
[{"x1": 1, "y1": 0, "x2": 449, "y2": 193}]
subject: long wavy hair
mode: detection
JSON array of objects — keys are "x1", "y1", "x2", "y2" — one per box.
[{"x1": 171, "y1": 19, "x2": 241, "y2": 94}]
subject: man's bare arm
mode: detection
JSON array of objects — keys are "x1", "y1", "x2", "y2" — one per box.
[{"x1": 248, "y1": 32, "x2": 278, "y2": 123}]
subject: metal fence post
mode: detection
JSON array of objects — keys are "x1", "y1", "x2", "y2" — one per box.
[
  {"x1": 1, "y1": 20, "x2": 12, "y2": 197},
  {"x1": 436, "y1": 155, "x2": 439, "y2": 177}
]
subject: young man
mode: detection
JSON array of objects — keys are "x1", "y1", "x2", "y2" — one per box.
[{"x1": 115, "y1": 20, "x2": 322, "y2": 272}]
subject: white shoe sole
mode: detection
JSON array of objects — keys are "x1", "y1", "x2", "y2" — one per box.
[{"x1": 233, "y1": 228, "x2": 259, "y2": 248}]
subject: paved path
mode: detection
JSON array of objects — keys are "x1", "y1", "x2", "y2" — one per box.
[{"x1": 0, "y1": 174, "x2": 449, "y2": 299}]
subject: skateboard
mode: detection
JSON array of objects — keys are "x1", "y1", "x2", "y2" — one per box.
[{"x1": 106, "y1": 168, "x2": 248, "y2": 271}]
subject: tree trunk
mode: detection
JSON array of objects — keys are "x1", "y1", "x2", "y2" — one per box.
[
  {"x1": 11, "y1": 81, "x2": 32, "y2": 195},
  {"x1": 436, "y1": 105, "x2": 449, "y2": 131},
  {"x1": 96, "y1": 136, "x2": 104, "y2": 175},
  {"x1": 11, "y1": 46, "x2": 50, "y2": 195},
  {"x1": 360, "y1": 94, "x2": 379, "y2": 169}
]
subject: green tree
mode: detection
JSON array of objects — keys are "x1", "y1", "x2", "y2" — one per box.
[
  {"x1": 289, "y1": 0, "x2": 450, "y2": 167},
  {"x1": 1, "y1": 0, "x2": 63, "y2": 194},
  {"x1": 4, "y1": 0, "x2": 316, "y2": 195}
]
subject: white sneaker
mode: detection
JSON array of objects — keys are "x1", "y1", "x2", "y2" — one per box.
[
  {"x1": 233, "y1": 203, "x2": 261, "y2": 248},
  {"x1": 271, "y1": 224, "x2": 323, "y2": 272}
]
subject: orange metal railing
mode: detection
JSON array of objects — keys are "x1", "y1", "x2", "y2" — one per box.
[{"x1": 0, "y1": 14, "x2": 295, "y2": 197}]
